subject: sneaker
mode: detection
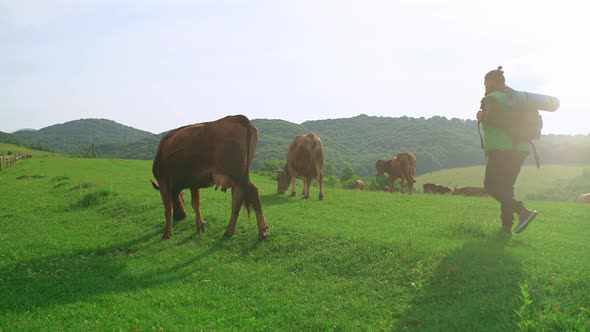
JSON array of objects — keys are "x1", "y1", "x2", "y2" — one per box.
[{"x1": 514, "y1": 210, "x2": 538, "y2": 234}]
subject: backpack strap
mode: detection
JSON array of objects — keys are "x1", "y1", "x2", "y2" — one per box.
[
  {"x1": 477, "y1": 121, "x2": 485, "y2": 150},
  {"x1": 531, "y1": 141, "x2": 540, "y2": 168}
]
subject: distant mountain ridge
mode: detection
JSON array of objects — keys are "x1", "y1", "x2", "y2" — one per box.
[
  {"x1": 11, "y1": 118, "x2": 155, "y2": 154},
  {"x1": 2, "y1": 116, "x2": 589, "y2": 176}
]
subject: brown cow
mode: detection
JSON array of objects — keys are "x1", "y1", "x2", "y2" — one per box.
[
  {"x1": 354, "y1": 179, "x2": 365, "y2": 190},
  {"x1": 453, "y1": 186, "x2": 488, "y2": 196},
  {"x1": 151, "y1": 115, "x2": 268, "y2": 239},
  {"x1": 375, "y1": 152, "x2": 417, "y2": 194},
  {"x1": 277, "y1": 133, "x2": 325, "y2": 200},
  {"x1": 576, "y1": 193, "x2": 590, "y2": 203},
  {"x1": 423, "y1": 183, "x2": 451, "y2": 194}
]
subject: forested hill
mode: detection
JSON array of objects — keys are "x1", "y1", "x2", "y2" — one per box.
[
  {"x1": 306, "y1": 115, "x2": 484, "y2": 175},
  {"x1": 253, "y1": 115, "x2": 485, "y2": 175},
  {"x1": 11, "y1": 119, "x2": 155, "y2": 154},
  {"x1": 3, "y1": 116, "x2": 589, "y2": 176},
  {"x1": 0, "y1": 131, "x2": 22, "y2": 146},
  {"x1": 254, "y1": 115, "x2": 590, "y2": 176}
]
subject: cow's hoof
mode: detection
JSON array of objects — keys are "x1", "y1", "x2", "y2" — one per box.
[
  {"x1": 223, "y1": 231, "x2": 234, "y2": 238},
  {"x1": 258, "y1": 231, "x2": 269, "y2": 240},
  {"x1": 304, "y1": 195, "x2": 310, "y2": 199},
  {"x1": 196, "y1": 223, "x2": 206, "y2": 233},
  {"x1": 162, "y1": 233, "x2": 171, "y2": 240},
  {"x1": 319, "y1": 195, "x2": 324, "y2": 201},
  {"x1": 290, "y1": 192, "x2": 296, "y2": 197}
]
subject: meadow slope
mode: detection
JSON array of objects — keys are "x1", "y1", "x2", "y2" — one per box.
[
  {"x1": 418, "y1": 164, "x2": 590, "y2": 202},
  {"x1": 1, "y1": 153, "x2": 589, "y2": 330}
]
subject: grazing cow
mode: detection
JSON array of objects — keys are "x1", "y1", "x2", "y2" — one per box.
[
  {"x1": 423, "y1": 183, "x2": 451, "y2": 194},
  {"x1": 277, "y1": 133, "x2": 325, "y2": 200},
  {"x1": 453, "y1": 186, "x2": 488, "y2": 196},
  {"x1": 151, "y1": 115, "x2": 268, "y2": 239},
  {"x1": 576, "y1": 193, "x2": 590, "y2": 203},
  {"x1": 423, "y1": 183, "x2": 436, "y2": 193},
  {"x1": 375, "y1": 152, "x2": 417, "y2": 194},
  {"x1": 354, "y1": 179, "x2": 365, "y2": 190}
]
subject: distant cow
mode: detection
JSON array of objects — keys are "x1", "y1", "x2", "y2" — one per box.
[
  {"x1": 151, "y1": 115, "x2": 269, "y2": 239},
  {"x1": 277, "y1": 133, "x2": 325, "y2": 200},
  {"x1": 423, "y1": 183, "x2": 451, "y2": 194},
  {"x1": 453, "y1": 186, "x2": 488, "y2": 196},
  {"x1": 375, "y1": 152, "x2": 417, "y2": 194},
  {"x1": 576, "y1": 193, "x2": 590, "y2": 203},
  {"x1": 354, "y1": 179, "x2": 365, "y2": 190}
]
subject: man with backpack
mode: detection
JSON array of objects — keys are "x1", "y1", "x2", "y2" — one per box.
[{"x1": 477, "y1": 66, "x2": 542, "y2": 235}]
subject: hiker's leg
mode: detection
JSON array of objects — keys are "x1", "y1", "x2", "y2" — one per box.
[{"x1": 485, "y1": 151, "x2": 522, "y2": 228}]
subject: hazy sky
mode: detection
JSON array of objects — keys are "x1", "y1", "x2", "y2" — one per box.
[{"x1": 1, "y1": 0, "x2": 588, "y2": 134}]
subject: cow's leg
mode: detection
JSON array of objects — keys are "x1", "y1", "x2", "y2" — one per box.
[
  {"x1": 389, "y1": 177, "x2": 394, "y2": 192},
  {"x1": 303, "y1": 177, "x2": 311, "y2": 199},
  {"x1": 248, "y1": 182, "x2": 269, "y2": 239},
  {"x1": 408, "y1": 179, "x2": 414, "y2": 195},
  {"x1": 158, "y1": 184, "x2": 174, "y2": 239},
  {"x1": 191, "y1": 187, "x2": 206, "y2": 233},
  {"x1": 290, "y1": 176, "x2": 297, "y2": 197},
  {"x1": 400, "y1": 178, "x2": 405, "y2": 193},
  {"x1": 172, "y1": 190, "x2": 187, "y2": 221},
  {"x1": 318, "y1": 173, "x2": 324, "y2": 200},
  {"x1": 224, "y1": 187, "x2": 244, "y2": 238}
]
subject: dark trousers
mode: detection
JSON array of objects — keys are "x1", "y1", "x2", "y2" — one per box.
[{"x1": 484, "y1": 150, "x2": 527, "y2": 227}]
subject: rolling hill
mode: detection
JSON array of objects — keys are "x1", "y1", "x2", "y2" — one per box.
[{"x1": 11, "y1": 118, "x2": 155, "y2": 154}]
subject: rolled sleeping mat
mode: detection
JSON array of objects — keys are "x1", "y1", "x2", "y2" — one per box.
[{"x1": 507, "y1": 89, "x2": 560, "y2": 112}]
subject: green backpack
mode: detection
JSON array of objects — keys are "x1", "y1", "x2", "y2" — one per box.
[
  {"x1": 478, "y1": 88, "x2": 553, "y2": 167},
  {"x1": 503, "y1": 88, "x2": 544, "y2": 142}
]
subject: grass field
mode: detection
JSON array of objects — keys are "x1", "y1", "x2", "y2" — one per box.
[{"x1": 1, "y1": 149, "x2": 589, "y2": 331}]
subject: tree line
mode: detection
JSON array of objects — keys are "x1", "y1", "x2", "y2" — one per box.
[{"x1": 3, "y1": 115, "x2": 589, "y2": 177}]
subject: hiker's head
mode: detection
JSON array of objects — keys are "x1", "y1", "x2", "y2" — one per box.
[{"x1": 484, "y1": 66, "x2": 506, "y2": 92}]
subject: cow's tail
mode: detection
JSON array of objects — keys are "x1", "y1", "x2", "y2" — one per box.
[
  {"x1": 237, "y1": 115, "x2": 255, "y2": 219},
  {"x1": 409, "y1": 153, "x2": 417, "y2": 183},
  {"x1": 151, "y1": 180, "x2": 160, "y2": 190}
]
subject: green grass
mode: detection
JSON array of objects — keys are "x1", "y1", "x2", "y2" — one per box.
[
  {"x1": 418, "y1": 164, "x2": 590, "y2": 202},
  {"x1": 1, "y1": 151, "x2": 589, "y2": 331},
  {"x1": 0, "y1": 143, "x2": 57, "y2": 158}
]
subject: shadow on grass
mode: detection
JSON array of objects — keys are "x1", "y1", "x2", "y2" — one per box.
[
  {"x1": 259, "y1": 192, "x2": 292, "y2": 206},
  {"x1": 396, "y1": 233, "x2": 523, "y2": 331},
  {"x1": 0, "y1": 226, "x2": 253, "y2": 315},
  {"x1": 259, "y1": 192, "x2": 327, "y2": 206}
]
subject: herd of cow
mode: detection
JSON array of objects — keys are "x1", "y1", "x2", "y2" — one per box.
[{"x1": 149, "y1": 115, "x2": 584, "y2": 240}]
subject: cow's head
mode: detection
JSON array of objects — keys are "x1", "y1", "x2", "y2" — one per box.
[
  {"x1": 276, "y1": 169, "x2": 291, "y2": 194},
  {"x1": 375, "y1": 159, "x2": 387, "y2": 176}
]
